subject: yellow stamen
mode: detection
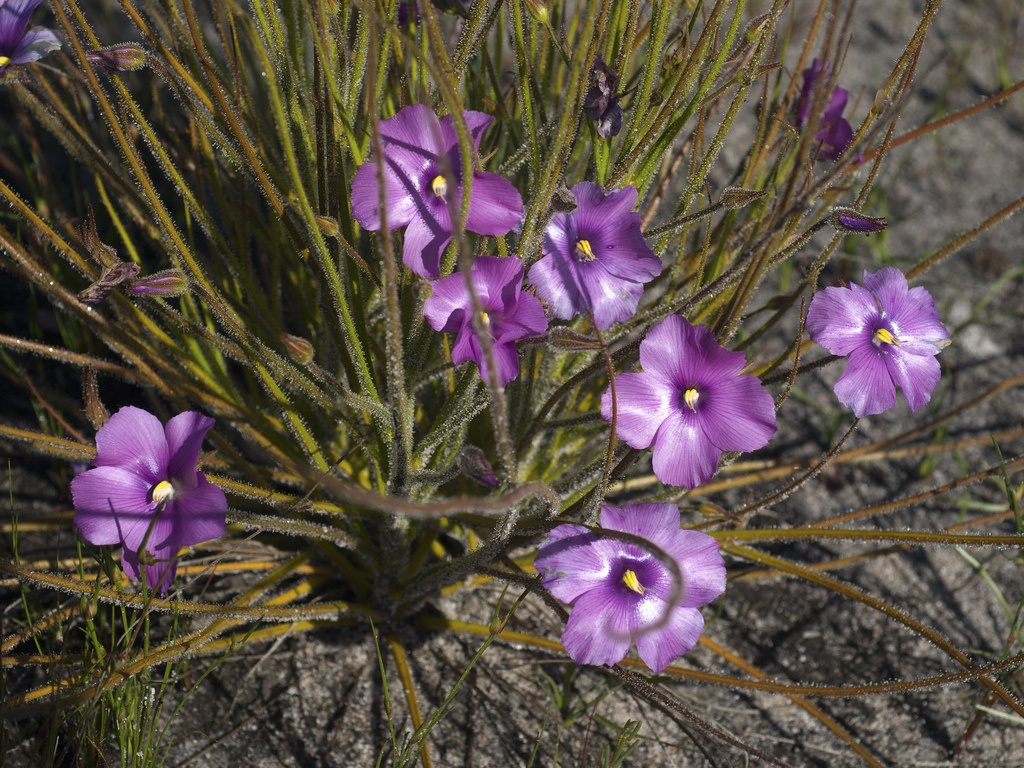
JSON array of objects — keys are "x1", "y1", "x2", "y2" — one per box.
[
  {"x1": 152, "y1": 480, "x2": 174, "y2": 505},
  {"x1": 622, "y1": 569, "x2": 645, "y2": 595},
  {"x1": 431, "y1": 175, "x2": 448, "y2": 197},
  {"x1": 0, "y1": 56, "x2": 10, "y2": 68},
  {"x1": 684, "y1": 387, "x2": 700, "y2": 411},
  {"x1": 873, "y1": 328, "x2": 899, "y2": 347},
  {"x1": 575, "y1": 239, "x2": 596, "y2": 262},
  {"x1": 478, "y1": 310, "x2": 490, "y2": 328}
]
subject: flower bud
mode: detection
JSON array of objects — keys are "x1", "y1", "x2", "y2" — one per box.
[
  {"x1": 829, "y1": 207, "x2": 887, "y2": 234},
  {"x1": 86, "y1": 45, "x2": 147, "y2": 72},
  {"x1": 315, "y1": 215, "x2": 339, "y2": 237},
  {"x1": 280, "y1": 333, "x2": 315, "y2": 365},
  {"x1": 523, "y1": 0, "x2": 549, "y2": 24},
  {"x1": 458, "y1": 446, "x2": 498, "y2": 487},
  {"x1": 128, "y1": 269, "x2": 188, "y2": 297}
]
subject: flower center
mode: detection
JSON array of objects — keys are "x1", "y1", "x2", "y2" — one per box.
[
  {"x1": 683, "y1": 387, "x2": 700, "y2": 411},
  {"x1": 0, "y1": 57, "x2": 10, "y2": 68},
  {"x1": 622, "y1": 569, "x2": 645, "y2": 595},
  {"x1": 872, "y1": 327, "x2": 899, "y2": 348},
  {"x1": 431, "y1": 175, "x2": 448, "y2": 197},
  {"x1": 151, "y1": 480, "x2": 175, "y2": 506},
  {"x1": 575, "y1": 239, "x2": 597, "y2": 262}
]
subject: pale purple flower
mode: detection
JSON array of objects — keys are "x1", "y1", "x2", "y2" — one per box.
[
  {"x1": 796, "y1": 59, "x2": 853, "y2": 161},
  {"x1": 72, "y1": 406, "x2": 227, "y2": 594},
  {"x1": 535, "y1": 502, "x2": 726, "y2": 672},
  {"x1": 528, "y1": 182, "x2": 661, "y2": 330},
  {"x1": 600, "y1": 315, "x2": 776, "y2": 489},
  {"x1": 806, "y1": 267, "x2": 950, "y2": 418},
  {"x1": 351, "y1": 104, "x2": 524, "y2": 278},
  {"x1": 0, "y1": 0, "x2": 60, "y2": 76},
  {"x1": 423, "y1": 255, "x2": 547, "y2": 386}
]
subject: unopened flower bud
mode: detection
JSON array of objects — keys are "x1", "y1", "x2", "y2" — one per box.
[
  {"x1": 458, "y1": 446, "x2": 498, "y2": 487},
  {"x1": 280, "y1": 333, "x2": 315, "y2": 365},
  {"x1": 128, "y1": 269, "x2": 188, "y2": 297},
  {"x1": 86, "y1": 44, "x2": 147, "y2": 72},
  {"x1": 523, "y1": 0, "x2": 549, "y2": 24},
  {"x1": 315, "y1": 215, "x2": 339, "y2": 237},
  {"x1": 829, "y1": 207, "x2": 887, "y2": 234}
]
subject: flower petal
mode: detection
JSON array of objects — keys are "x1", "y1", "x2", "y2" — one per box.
[
  {"x1": 121, "y1": 541, "x2": 179, "y2": 595},
  {"x1": 528, "y1": 248, "x2": 587, "y2": 321},
  {"x1": 696, "y1": 369, "x2": 777, "y2": 452},
  {"x1": 464, "y1": 172, "x2": 524, "y2": 236},
  {"x1": 601, "y1": 372, "x2": 672, "y2": 450},
  {"x1": 11, "y1": 26, "x2": 60, "y2": 64},
  {"x1": 72, "y1": 466, "x2": 154, "y2": 547},
  {"x1": 670, "y1": 530, "x2": 727, "y2": 608},
  {"x1": 561, "y1": 588, "x2": 634, "y2": 668},
  {"x1": 349, "y1": 154, "x2": 421, "y2": 232},
  {"x1": 377, "y1": 103, "x2": 444, "y2": 158},
  {"x1": 423, "y1": 272, "x2": 471, "y2": 333},
  {"x1": 650, "y1": 409, "x2": 721, "y2": 489},
  {"x1": 169, "y1": 472, "x2": 228, "y2": 548},
  {"x1": 578, "y1": 261, "x2": 645, "y2": 329},
  {"x1": 401, "y1": 209, "x2": 451, "y2": 278},
  {"x1": 833, "y1": 345, "x2": 897, "y2": 417},
  {"x1": 806, "y1": 282, "x2": 879, "y2": 356},
  {"x1": 536, "y1": 524, "x2": 613, "y2": 604},
  {"x1": 164, "y1": 411, "x2": 215, "y2": 488},
  {"x1": 599, "y1": 503, "x2": 679, "y2": 543},
  {"x1": 92, "y1": 406, "x2": 169, "y2": 484},
  {"x1": 884, "y1": 347, "x2": 942, "y2": 413},
  {"x1": 633, "y1": 605, "x2": 705, "y2": 672}
]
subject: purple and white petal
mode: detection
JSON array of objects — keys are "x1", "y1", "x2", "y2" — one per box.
[
  {"x1": 401, "y1": 212, "x2": 452, "y2": 278},
  {"x1": 561, "y1": 588, "x2": 635, "y2": 667},
  {"x1": 423, "y1": 272, "x2": 471, "y2": 333},
  {"x1": 536, "y1": 524, "x2": 613, "y2": 604},
  {"x1": 833, "y1": 346, "x2": 897, "y2": 418},
  {"x1": 651, "y1": 409, "x2": 721, "y2": 490},
  {"x1": 11, "y1": 25, "x2": 60, "y2": 64},
  {"x1": 578, "y1": 262, "x2": 645, "y2": 329},
  {"x1": 806, "y1": 283, "x2": 879, "y2": 356},
  {"x1": 671, "y1": 530, "x2": 727, "y2": 608},
  {"x1": 697, "y1": 370, "x2": 777, "y2": 452},
  {"x1": 601, "y1": 371, "x2": 673, "y2": 450},
  {"x1": 633, "y1": 605, "x2": 705, "y2": 672},
  {"x1": 884, "y1": 347, "x2": 942, "y2": 413}
]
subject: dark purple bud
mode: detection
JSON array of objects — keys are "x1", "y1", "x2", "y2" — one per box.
[
  {"x1": 830, "y1": 207, "x2": 887, "y2": 234},
  {"x1": 583, "y1": 55, "x2": 623, "y2": 139},
  {"x1": 79, "y1": 262, "x2": 141, "y2": 304},
  {"x1": 458, "y1": 446, "x2": 499, "y2": 487},
  {"x1": 128, "y1": 269, "x2": 187, "y2": 297},
  {"x1": 86, "y1": 45, "x2": 147, "y2": 72}
]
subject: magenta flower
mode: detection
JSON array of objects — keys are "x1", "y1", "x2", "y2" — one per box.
[
  {"x1": 71, "y1": 406, "x2": 228, "y2": 594},
  {"x1": 600, "y1": 315, "x2": 776, "y2": 489},
  {"x1": 423, "y1": 255, "x2": 547, "y2": 386},
  {"x1": 806, "y1": 267, "x2": 950, "y2": 418},
  {"x1": 535, "y1": 503, "x2": 726, "y2": 672},
  {"x1": 0, "y1": 0, "x2": 59, "y2": 76},
  {"x1": 528, "y1": 182, "x2": 661, "y2": 330},
  {"x1": 351, "y1": 104, "x2": 524, "y2": 278},
  {"x1": 796, "y1": 59, "x2": 853, "y2": 161}
]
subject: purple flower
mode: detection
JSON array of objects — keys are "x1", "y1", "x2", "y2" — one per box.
[
  {"x1": 535, "y1": 502, "x2": 726, "y2": 672},
  {"x1": 600, "y1": 315, "x2": 776, "y2": 489},
  {"x1": 71, "y1": 406, "x2": 227, "y2": 594},
  {"x1": 423, "y1": 255, "x2": 547, "y2": 386},
  {"x1": 796, "y1": 59, "x2": 853, "y2": 161},
  {"x1": 0, "y1": 0, "x2": 60, "y2": 76},
  {"x1": 351, "y1": 104, "x2": 524, "y2": 278},
  {"x1": 582, "y1": 54, "x2": 623, "y2": 139},
  {"x1": 806, "y1": 267, "x2": 950, "y2": 418},
  {"x1": 528, "y1": 182, "x2": 661, "y2": 330}
]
